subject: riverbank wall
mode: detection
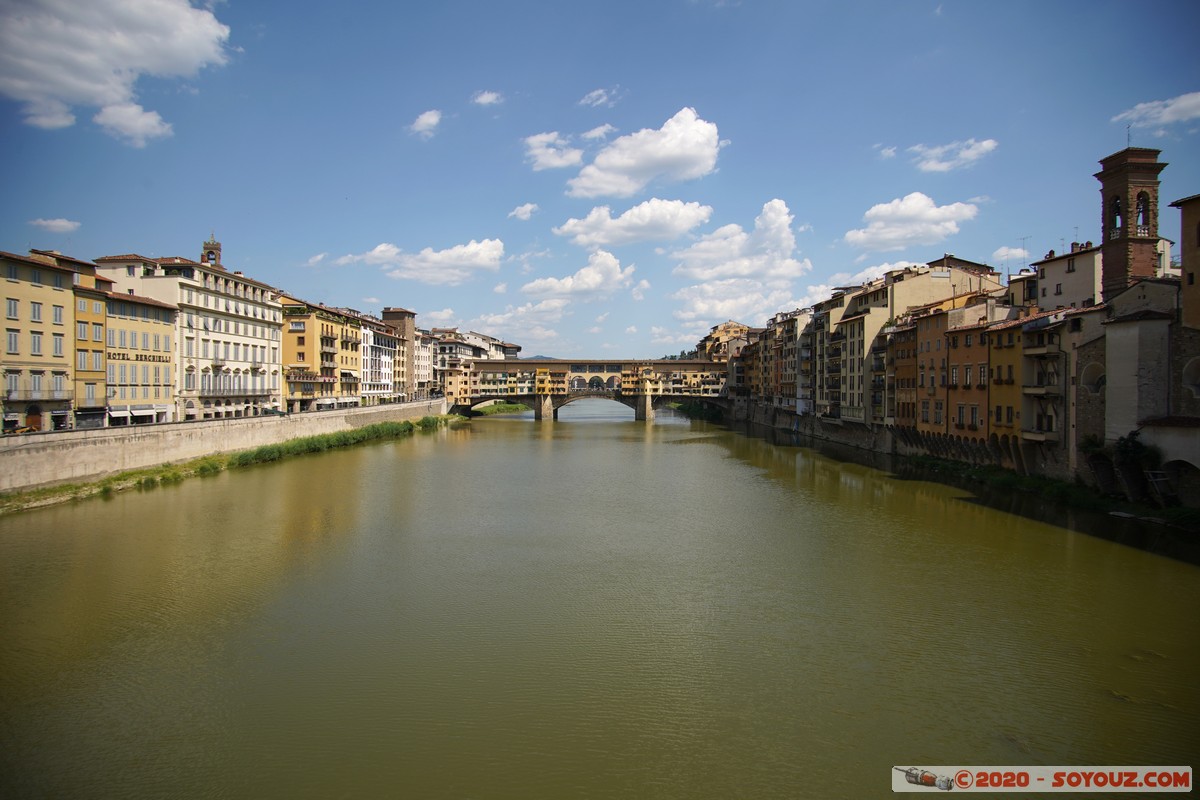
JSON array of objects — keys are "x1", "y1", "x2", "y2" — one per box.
[{"x1": 0, "y1": 399, "x2": 446, "y2": 493}]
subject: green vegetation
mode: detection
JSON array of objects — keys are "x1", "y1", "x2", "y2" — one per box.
[
  {"x1": 0, "y1": 416, "x2": 459, "y2": 515},
  {"x1": 466, "y1": 402, "x2": 530, "y2": 417}
]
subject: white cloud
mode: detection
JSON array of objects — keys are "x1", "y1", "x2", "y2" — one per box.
[
  {"x1": 422, "y1": 308, "x2": 457, "y2": 325},
  {"x1": 650, "y1": 326, "x2": 701, "y2": 347},
  {"x1": 410, "y1": 109, "x2": 442, "y2": 139},
  {"x1": 874, "y1": 144, "x2": 897, "y2": 159},
  {"x1": 521, "y1": 250, "x2": 634, "y2": 297},
  {"x1": 29, "y1": 217, "x2": 80, "y2": 233},
  {"x1": 671, "y1": 279, "x2": 799, "y2": 326},
  {"x1": 825, "y1": 261, "x2": 922, "y2": 288},
  {"x1": 493, "y1": 283, "x2": 507, "y2": 293},
  {"x1": 632, "y1": 279, "x2": 650, "y2": 301},
  {"x1": 625, "y1": 325, "x2": 638, "y2": 334},
  {"x1": 508, "y1": 202, "x2": 539, "y2": 220},
  {"x1": 362, "y1": 296, "x2": 381, "y2": 304},
  {"x1": 567, "y1": 107, "x2": 722, "y2": 198},
  {"x1": 582, "y1": 123, "x2": 616, "y2": 140},
  {"x1": 471, "y1": 298, "x2": 570, "y2": 344},
  {"x1": 306, "y1": 252, "x2": 328, "y2": 266},
  {"x1": 595, "y1": 312, "x2": 609, "y2": 323},
  {"x1": 587, "y1": 326, "x2": 602, "y2": 334},
  {"x1": 671, "y1": 199, "x2": 811, "y2": 283},
  {"x1": 553, "y1": 198, "x2": 712, "y2": 248},
  {"x1": 1112, "y1": 91, "x2": 1200, "y2": 128},
  {"x1": 844, "y1": 192, "x2": 978, "y2": 252},
  {"x1": 472, "y1": 90, "x2": 503, "y2": 106},
  {"x1": 337, "y1": 238, "x2": 504, "y2": 285},
  {"x1": 92, "y1": 102, "x2": 172, "y2": 147},
  {"x1": 523, "y1": 131, "x2": 582, "y2": 170},
  {"x1": 992, "y1": 246, "x2": 1029, "y2": 263},
  {"x1": 579, "y1": 87, "x2": 619, "y2": 108},
  {"x1": 0, "y1": 0, "x2": 229, "y2": 145},
  {"x1": 908, "y1": 138, "x2": 998, "y2": 172}
]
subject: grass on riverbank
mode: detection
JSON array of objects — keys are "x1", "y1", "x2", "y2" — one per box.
[{"x1": 0, "y1": 416, "x2": 459, "y2": 516}]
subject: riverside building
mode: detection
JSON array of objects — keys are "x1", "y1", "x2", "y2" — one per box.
[{"x1": 94, "y1": 237, "x2": 283, "y2": 420}]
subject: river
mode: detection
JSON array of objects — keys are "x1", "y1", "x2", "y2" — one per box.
[{"x1": 1, "y1": 400, "x2": 1196, "y2": 798}]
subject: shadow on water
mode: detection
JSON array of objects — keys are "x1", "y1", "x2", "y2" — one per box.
[{"x1": 732, "y1": 420, "x2": 1200, "y2": 566}]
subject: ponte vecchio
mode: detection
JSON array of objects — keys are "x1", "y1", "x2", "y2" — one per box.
[{"x1": 444, "y1": 359, "x2": 730, "y2": 421}]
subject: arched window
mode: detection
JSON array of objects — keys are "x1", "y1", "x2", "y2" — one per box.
[{"x1": 1136, "y1": 192, "x2": 1150, "y2": 235}]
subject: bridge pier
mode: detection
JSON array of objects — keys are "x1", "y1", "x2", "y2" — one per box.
[
  {"x1": 533, "y1": 394, "x2": 555, "y2": 421},
  {"x1": 634, "y1": 393, "x2": 654, "y2": 422}
]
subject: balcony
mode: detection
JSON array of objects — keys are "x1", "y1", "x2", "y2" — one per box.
[
  {"x1": 320, "y1": 345, "x2": 337, "y2": 355},
  {"x1": 211, "y1": 357, "x2": 226, "y2": 367},
  {"x1": 1023, "y1": 341, "x2": 1061, "y2": 356},
  {"x1": 199, "y1": 387, "x2": 276, "y2": 398},
  {"x1": 1021, "y1": 427, "x2": 1060, "y2": 442},
  {"x1": 1022, "y1": 381, "x2": 1061, "y2": 396}
]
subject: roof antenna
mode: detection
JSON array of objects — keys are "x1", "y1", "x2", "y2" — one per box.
[{"x1": 1127, "y1": 124, "x2": 1132, "y2": 147}]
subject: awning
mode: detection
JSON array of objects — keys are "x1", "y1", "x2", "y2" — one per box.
[
  {"x1": 130, "y1": 409, "x2": 155, "y2": 416},
  {"x1": 108, "y1": 410, "x2": 130, "y2": 417},
  {"x1": 51, "y1": 410, "x2": 69, "y2": 416}
]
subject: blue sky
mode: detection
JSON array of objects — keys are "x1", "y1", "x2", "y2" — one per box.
[{"x1": 2, "y1": 1, "x2": 1198, "y2": 358}]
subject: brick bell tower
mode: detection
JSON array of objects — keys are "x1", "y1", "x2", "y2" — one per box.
[{"x1": 1095, "y1": 147, "x2": 1167, "y2": 301}]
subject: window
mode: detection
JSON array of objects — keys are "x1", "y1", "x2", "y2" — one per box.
[
  {"x1": 950, "y1": 366, "x2": 958, "y2": 386},
  {"x1": 77, "y1": 351, "x2": 88, "y2": 370},
  {"x1": 965, "y1": 333, "x2": 972, "y2": 347},
  {"x1": 86, "y1": 383, "x2": 96, "y2": 402},
  {"x1": 53, "y1": 305, "x2": 63, "y2": 324},
  {"x1": 119, "y1": 329, "x2": 127, "y2": 348},
  {"x1": 31, "y1": 373, "x2": 42, "y2": 393},
  {"x1": 30, "y1": 302, "x2": 42, "y2": 322},
  {"x1": 108, "y1": 365, "x2": 115, "y2": 384},
  {"x1": 53, "y1": 273, "x2": 64, "y2": 289},
  {"x1": 1055, "y1": 283, "x2": 1063, "y2": 296},
  {"x1": 995, "y1": 405, "x2": 1002, "y2": 423},
  {"x1": 6, "y1": 298, "x2": 17, "y2": 318},
  {"x1": 1042, "y1": 287, "x2": 1047, "y2": 297},
  {"x1": 5, "y1": 372, "x2": 18, "y2": 393},
  {"x1": 31, "y1": 269, "x2": 42, "y2": 285},
  {"x1": 1006, "y1": 406, "x2": 1014, "y2": 424},
  {"x1": 1066, "y1": 258, "x2": 1076, "y2": 273},
  {"x1": 53, "y1": 333, "x2": 63, "y2": 357},
  {"x1": 93, "y1": 301, "x2": 103, "y2": 314},
  {"x1": 93, "y1": 323, "x2": 103, "y2": 341},
  {"x1": 142, "y1": 332, "x2": 149, "y2": 349},
  {"x1": 956, "y1": 404, "x2": 965, "y2": 424},
  {"x1": 964, "y1": 366, "x2": 972, "y2": 386},
  {"x1": 78, "y1": 299, "x2": 87, "y2": 312},
  {"x1": 77, "y1": 322, "x2": 88, "y2": 340},
  {"x1": 6, "y1": 264, "x2": 17, "y2": 280},
  {"x1": 7, "y1": 329, "x2": 19, "y2": 354},
  {"x1": 93, "y1": 351, "x2": 102, "y2": 371},
  {"x1": 30, "y1": 331, "x2": 42, "y2": 355},
  {"x1": 978, "y1": 363, "x2": 987, "y2": 385}
]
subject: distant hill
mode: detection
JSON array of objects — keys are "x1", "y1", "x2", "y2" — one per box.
[{"x1": 522, "y1": 354, "x2": 558, "y2": 360}]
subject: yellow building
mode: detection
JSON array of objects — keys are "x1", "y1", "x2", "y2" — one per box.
[
  {"x1": 2, "y1": 250, "x2": 76, "y2": 431},
  {"x1": 278, "y1": 295, "x2": 362, "y2": 411},
  {"x1": 104, "y1": 292, "x2": 178, "y2": 425}
]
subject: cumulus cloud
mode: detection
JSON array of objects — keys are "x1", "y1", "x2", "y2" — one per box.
[
  {"x1": 0, "y1": 0, "x2": 229, "y2": 145},
  {"x1": 671, "y1": 279, "x2": 799, "y2": 326},
  {"x1": 306, "y1": 252, "x2": 328, "y2": 266},
  {"x1": 582, "y1": 123, "x2": 616, "y2": 140},
  {"x1": 671, "y1": 199, "x2": 811, "y2": 283},
  {"x1": 472, "y1": 90, "x2": 503, "y2": 106},
  {"x1": 826, "y1": 261, "x2": 922, "y2": 288},
  {"x1": 29, "y1": 217, "x2": 80, "y2": 233},
  {"x1": 992, "y1": 246, "x2": 1029, "y2": 264},
  {"x1": 508, "y1": 202, "x2": 539, "y2": 220},
  {"x1": 493, "y1": 283, "x2": 507, "y2": 293},
  {"x1": 337, "y1": 238, "x2": 504, "y2": 285},
  {"x1": 523, "y1": 131, "x2": 582, "y2": 170},
  {"x1": 844, "y1": 192, "x2": 978, "y2": 252},
  {"x1": 908, "y1": 138, "x2": 998, "y2": 172},
  {"x1": 521, "y1": 250, "x2": 635, "y2": 297},
  {"x1": 874, "y1": 144, "x2": 897, "y2": 159},
  {"x1": 471, "y1": 298, "x2": 570, "y2": 344},
  {"x1": 362, "y1": 296, "x2": 381, "y2": 304},
  {"x1": 579, "y1": 87, "x2": 620, "y2": 108},
  {"x1": 625, "y1": 325, "x2": 638, "y2": 334},
  {"x1": 410, "y1": 109, "x2": 441, "y2": 139},
  {"x1": 553, "y1": 198, "x2": 712, "y2": 248},
  {"x1": 651, "y1": 326, "x2": 702, "y2": 347},
  {"x1": 1112, "y1": 91, "x2": 1200, "y2": 128},
  {"x1": 567, "y1": 107, "x2": 722, "y2": 198},
  {"x1": 422, "y1": 308, "x2": 457, "y2": 325},
  {"x1": 632, "y1": 279, "x2": 650, "y2": 301}
]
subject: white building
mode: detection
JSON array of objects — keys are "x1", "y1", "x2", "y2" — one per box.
[{"x1": 94, "y1": 237, "x2": 283, "y2": 420}]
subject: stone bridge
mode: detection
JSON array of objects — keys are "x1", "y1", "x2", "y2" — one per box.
[{"x1": 445, "y1": 359, "x2": 730, "y2": 421}]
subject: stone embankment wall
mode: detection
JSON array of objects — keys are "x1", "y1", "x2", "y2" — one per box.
[{"x1": 0, "y1": 400, "x2": 446, "y2": 493}]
